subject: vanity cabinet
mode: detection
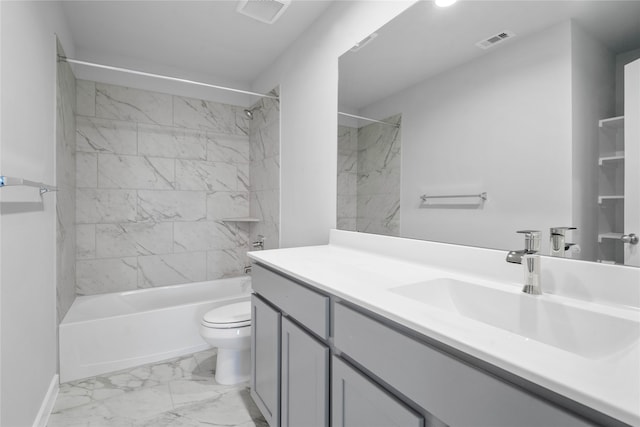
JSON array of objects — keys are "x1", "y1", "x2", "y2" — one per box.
[
  {"x1": 250, "y1": 295, "x2": 281, "y2": 427},
  {"x1": 251, "y1": 263, "x2": 612, "y2": 427},
  {"x1": 333, "y1": 302, "x2": 597, "y2": 427},
  {"x1": 251, "y1": 264, "x2": 330, "y2": 427},
  {"x1": 332, "y1": 356, "x2": 424, "y2": 427},
  {"x1": 281, "y1": 317, "x2": 329, "y2": 427}
]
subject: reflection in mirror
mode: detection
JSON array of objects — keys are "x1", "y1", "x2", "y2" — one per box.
[
  {"x1": 337, "y1": 114, "x2": 401, "y2": 236},
  {"x1": 338, "y1": 0, "x2": 640, "y2": 266}
]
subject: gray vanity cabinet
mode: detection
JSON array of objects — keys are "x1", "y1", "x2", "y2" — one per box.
[
  {"x1": 281, "y1": 317, "x2": 329, "y2": 427},
  {"x1": 251, "y1": 263, "x2": 609, "y2": 427},
  {"x1": 332, "y1": 356, "x2": 424, "y2": 427},
  {"x1": 333, "y1": 302, "x2": 598, "y2": 427},
  {"x1": 251, "y1": 264, "x2": 330, "y2": 427},
  {"x1": 250, "y1": 295, "x2": 281, "y2": 427}
]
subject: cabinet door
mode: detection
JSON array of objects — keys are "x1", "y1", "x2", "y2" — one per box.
[
  {"x1": 251, "y1": 295, "x2": 281, "y2": 427},
  {"x1": 332, "y1": 356, "x2": 423, "y2": 427},
  {"x1": 281, "y1": 317, "x2": 329, "y2": 427}
]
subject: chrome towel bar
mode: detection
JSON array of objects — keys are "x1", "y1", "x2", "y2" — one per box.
[
  {"x1": 420, "y1": 192, "x2": 487, "y2": 202},
  {"x1": 0, "y1": 176, "x2": 57, "y2": 195}
]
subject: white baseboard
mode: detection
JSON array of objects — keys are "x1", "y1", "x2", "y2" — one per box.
[{"x1": 33, "y1": 374, "x2": 59, "y2": 427}]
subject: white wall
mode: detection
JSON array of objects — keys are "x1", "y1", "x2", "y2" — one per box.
[
  {"x1": 615, "y1": 48, "x2": 640, "y2": 116},
  {"x1": 570, "y1": 22, "x2": 615, "y2": 262},
  {"x1": 360, "y1": 21, "x2": 575, "y2": 254},
  {"x1": 70, "y1": 47, "x2": 257, "y2": 108},
  {"x1": 253, "y1": 1, "x2": 415, "y2": 248},
  {"x1": 0, "y1": 1, "x2": 75, "y2": 425}
]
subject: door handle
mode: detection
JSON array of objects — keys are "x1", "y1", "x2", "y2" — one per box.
[{"x1": 621, "y1": 233, "x2": 639, "y2": 245}]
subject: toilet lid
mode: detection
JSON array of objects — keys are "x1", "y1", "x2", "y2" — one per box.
[{"x1": 202, "y1": 301, "x2": 251, "y2": 328}]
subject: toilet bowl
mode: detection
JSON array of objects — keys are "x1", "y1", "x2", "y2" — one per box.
[{"x1": 199, "y1": 300, "x2": 252, "y2": 385}]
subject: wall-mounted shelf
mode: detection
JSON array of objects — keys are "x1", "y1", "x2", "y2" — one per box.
[
  {"x1": 597, "y1": 114, "x2": 625, "y2": 265},
  {"x1": 598, "y1": 232, "x2": 624, "y2": 242},
  {"x1": 220, "y1": 217, "x2": 260, "y2": 223},
  {"x1": 598, "y1": 116, "x2": 624, "y2": 129},
  {"x1": 598, "y1": 152, "x2": 625, "y2": 166},
  {"x1": 598, "y1": 195, "x2": 624, "y2": 204},
  {"x1": 597, "y1": 259, "x2": 619, "y2": 265}
]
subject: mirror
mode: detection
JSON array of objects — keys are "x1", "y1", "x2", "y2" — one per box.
[{"x1": 338, "y1": 0, "x2": 640, "y2": 266}]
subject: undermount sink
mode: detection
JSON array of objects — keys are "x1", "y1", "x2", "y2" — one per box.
[{"x1": 390, "y1": 278, "x2": 639, "y2": 359}]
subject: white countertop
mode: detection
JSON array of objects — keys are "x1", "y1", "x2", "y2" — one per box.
[{"x1": 248, "y1": 230, "x2": 640, "y2": 426}]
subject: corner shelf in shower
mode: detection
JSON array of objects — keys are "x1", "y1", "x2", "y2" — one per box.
[{"x1": 220, "y1": 217, "x2": 261, "y2": 222}]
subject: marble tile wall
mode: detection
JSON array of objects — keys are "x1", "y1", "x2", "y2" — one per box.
[
  {"x1": 75, "y1": 81, "x2": 252, "y2": 295},
  {"x1": 356, "y1": 114, "x2": 401, "y2": 236},
  {"x1": 249, "y1": 89, "x2": 280, "y2": 251},
  {"x1": 56, "y1": 40, "x2": 77, "y2": 322},
  {"x1": 337, "y1": 125, "x2": 358, "y2": 231}
]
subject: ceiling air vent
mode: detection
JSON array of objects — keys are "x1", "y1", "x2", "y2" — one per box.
[
  {"x1": 236, "y1": 0, "x2": 291, "y2": 24},
  {"x1": 475, "y1": 30, "x2": 516, "y2": 49}
]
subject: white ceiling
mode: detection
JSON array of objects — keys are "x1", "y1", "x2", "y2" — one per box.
[
  {"x1": 61, "y1": 0, "x2": 333, "y2": 87},
  {"x1": 340, "y1": 1, "x2": 640, "y2": 111}
]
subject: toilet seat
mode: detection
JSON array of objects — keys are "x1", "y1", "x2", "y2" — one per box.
[{"x1": 202, "y1": 301, "x2": 251, "y2": 329}]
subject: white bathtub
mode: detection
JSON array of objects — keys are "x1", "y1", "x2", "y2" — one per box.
[{"x1": 59, "y1": 276, "x2": 251, "y2": 383}]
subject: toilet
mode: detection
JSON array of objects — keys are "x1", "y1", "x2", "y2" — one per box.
[{"x1": 199, "y1": 300, "x2": 252, "y2": 385}]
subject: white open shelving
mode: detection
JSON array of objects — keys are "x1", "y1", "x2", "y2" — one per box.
[
  {"x1": 597, "y1": 195, "x2": 624, "y2": 204},
  {"x1": 598, "y1": 115, "x2": 624, "y2": 129},
  {"x1": 598, "y1": 152, "x2": 625, "y2": 166},
  {"x1": 597, "y1": 115, "x2": 625, "y2": 264}
]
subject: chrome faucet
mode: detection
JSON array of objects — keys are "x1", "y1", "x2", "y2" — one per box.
[
  {"x1": 506, "y1": 230, "x2": 542, "y2": 295},
  {"x1": 550, "y1": 226, "x2": 576, "y2": 257}
]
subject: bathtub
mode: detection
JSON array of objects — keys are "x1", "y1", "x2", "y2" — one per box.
[{"x1": 59, "y1": 276, "x2": 251, "y2": 383}]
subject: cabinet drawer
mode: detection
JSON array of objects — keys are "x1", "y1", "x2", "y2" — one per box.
[
  {"x1": 333, "y1": 302, "x2": 593, "y2": 427},
  {"x1": 252, "y1": 263, "x2": 330, "y2": 339}
]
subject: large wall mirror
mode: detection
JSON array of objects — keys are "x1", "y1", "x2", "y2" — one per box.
[{"x1": 338, "y1": 0, "x2": 640, "y2": 267}]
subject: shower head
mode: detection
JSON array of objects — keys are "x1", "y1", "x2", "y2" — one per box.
[{"x1": 244, "y1": 106, "x2": 261, "y2": 120}]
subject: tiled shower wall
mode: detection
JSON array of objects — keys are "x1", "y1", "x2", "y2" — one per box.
[
  {"x1": 337, "y1": 114, "x2": 401, "y2": 236},
  {"x1": 249, "y1": 91, "x2": 280, "y2": 250},
  {"x1": 75, "y1": 81, "x2": 254, "y2": 295},
  {"x1": 56, "y1": 41, "x2": 77, "y2": 321},
  {"x1": 337, "y1": 125, "x2": 358, "y2": 231}
]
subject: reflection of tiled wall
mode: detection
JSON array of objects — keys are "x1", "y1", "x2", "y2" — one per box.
[
  {"x1": 56, "y1": 40, "x2": 77, "y2": 321},
  {"x1": 75, "y1": 81, "x2": 252, "y2": 295},
  {"x1": 356, "y1": 115, "x2": 401, "y2": 236},
  {"x1": 249, "y1": 90, "x2": 280, "y2": 250},
  {"x1": 337, "y1": 125, "x2": 357, "y2": 231}
]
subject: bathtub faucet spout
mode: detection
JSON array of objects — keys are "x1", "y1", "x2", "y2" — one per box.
[{"x1": 252, "y1": 235, "x2": 265, "y2": 251}]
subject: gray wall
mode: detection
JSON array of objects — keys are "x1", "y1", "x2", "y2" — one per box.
[{"x1": 1, "y1": 2, "x2": 76, "y2": 425}]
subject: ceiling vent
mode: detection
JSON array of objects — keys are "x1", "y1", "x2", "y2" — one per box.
[
  {"x1": 475, "y1": 30, "x2": 516, "y2": 49},
  {"x1": 236, "y1": 0, "x2": 291, "y2": 24},
  {"x1": 350, "y1": 33, "x2": 378, "y2": 53}
]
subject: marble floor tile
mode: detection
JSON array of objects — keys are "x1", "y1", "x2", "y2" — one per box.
[{"x1": 48, "y1": 350, "x2": 266, "y2": 427}]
